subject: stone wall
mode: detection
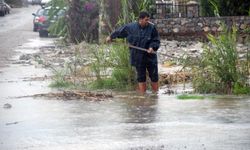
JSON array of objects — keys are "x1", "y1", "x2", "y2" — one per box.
[{"x1": 153, "y1": 16, "x2": 250, "y2": 41}]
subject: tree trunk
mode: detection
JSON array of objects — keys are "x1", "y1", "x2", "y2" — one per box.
[
  {"x1": 98, "y1": 0, "x2": 121, "y2": 43},
  {"x1": 68, "y1": 0, "x2": 84, "y2": 43}
]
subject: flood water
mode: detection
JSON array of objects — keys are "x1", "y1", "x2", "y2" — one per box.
[
  {"x1": 1, "y1": 67, "x2": 250, "y2": 150},
  {"x1": 0, "y1": 38, "x2": 250, "y2": 150}
]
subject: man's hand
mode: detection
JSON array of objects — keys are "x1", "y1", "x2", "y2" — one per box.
[
  {"x1": 147, "y1": 47, "x2": 154, "y2": 54},
  {"x1": 106, "y1": 36, "x2": 112, "y2": 43}
]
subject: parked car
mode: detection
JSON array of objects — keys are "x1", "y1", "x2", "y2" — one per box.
[
  {"x1": 0, "y1": 4, "x2": 5, "y2": 16},
  {"x1": 31, "y1": 0, "x2": 41, "y2": 5},
  {"x1": 32, "y1": 8, "x2": 45, "y2": 32},
  {"x1": 40, "y1": 0, "x2": 50, "y2": 6},
  {"x1": 0, "y1": 0, "x2": 9, "y2": 16},
  {"x1": 37, "y1": 7, "x2": 66, "y2": 37},
  {"x1": 4, "y1": 2, "x2": 10, "y2": 13}
]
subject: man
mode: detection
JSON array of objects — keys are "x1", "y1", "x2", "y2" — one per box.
[{"x1": 106, "y1": 11, "x2": 160, "y2": 94}]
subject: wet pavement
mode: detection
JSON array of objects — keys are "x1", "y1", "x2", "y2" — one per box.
[{"x1": 1, "y1": 5, "x2": 250, "y2": 150}]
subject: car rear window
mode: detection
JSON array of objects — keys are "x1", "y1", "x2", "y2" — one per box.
[
  {"x1": 37, "y1": 9, "x2": 45, "y2": 15},
  {"x1": 43, "y1": 9, "x2": 50, "y2": 16}
]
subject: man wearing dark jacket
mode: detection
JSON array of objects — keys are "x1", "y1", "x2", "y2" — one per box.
[{"x1": 106, "y1": 11, "x2": 160, "y2": 94}]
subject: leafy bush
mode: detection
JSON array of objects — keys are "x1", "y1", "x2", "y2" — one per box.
[
  {"x1": 186, "y1": 24, "x2": 250, "y2": 94},
  {"x1": 200, "y1": 0, "x2": 250, "y2": 17}
]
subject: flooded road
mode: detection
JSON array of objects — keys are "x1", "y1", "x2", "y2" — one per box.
[
  {"x1": 1, "y1": 5, "x2": 250, "y2": 150},
  {"x1": 1, "y1": 55, "x2": 250, "y2": 150},
  {"x1": 1, "y1": 84, "x2": 250, "y2": 150},
  {"x1": 0, "y1": 5, "x2": 41, "y2": 67}
]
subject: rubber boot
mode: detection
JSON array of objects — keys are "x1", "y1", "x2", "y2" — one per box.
[
  {"x1": 138, "y1": 82, "x2": 147, "y2": 94},
  {"x1": 151, "y1": 82, "x2": 159, "y2": 93}
]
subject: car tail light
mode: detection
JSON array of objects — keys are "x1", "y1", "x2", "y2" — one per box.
[
  {"x1": 38, "y1": 16, "x2": 46, "y2": 23},
  {"x1": 34, "y1": 16, "x2": 40, "y2": 23}
]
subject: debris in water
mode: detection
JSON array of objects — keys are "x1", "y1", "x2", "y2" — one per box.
[
  {"x1": 19, "y1": 54, "x2": 32, "y2": 60},
  {"x1": 3, "y1": 103, "x2": 12, "y2": 109},
  {"x1": 22, "y1": 75, "x2": 51, "y2": 81},
  {"x1": 6, "y1": 122, "x2": 18, "y2": 126},
  {"x1": 163, "y1": 89, "x2": 175, "y2": 95},
  {"x1": 16, "y1": 91, "x2": 113, "y2": 101}
]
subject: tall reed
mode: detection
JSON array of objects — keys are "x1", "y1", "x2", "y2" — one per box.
[{"x1": 189, "y1": 24, "x2": 250, "y2": 94}]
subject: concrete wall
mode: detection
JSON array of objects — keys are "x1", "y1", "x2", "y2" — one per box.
[{"x1": 153, "y1": 16, "x2": 250, "y2": 41}]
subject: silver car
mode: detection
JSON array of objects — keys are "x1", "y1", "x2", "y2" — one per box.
[{"x1": 0, "y1": 0, "x2": 9, "y2": 16}]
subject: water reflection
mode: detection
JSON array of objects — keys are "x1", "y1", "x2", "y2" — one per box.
[
  {"x1": 122, "y1": 94, "x2": 158, "y2": 124},
  {"x1": 208, "y1": 97, "x2": 250, "y2": 124},
  {"x1": 118, "y1": 94, "x2": 159, "y2": 141}
]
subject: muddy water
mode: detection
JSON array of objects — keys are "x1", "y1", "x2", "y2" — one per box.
[
  {"x1": 1, "y1": 64, "x2": 250, "y2": 150},
  {"x1": 0, "y1": 39, "x2": 250, "y2": 150}
]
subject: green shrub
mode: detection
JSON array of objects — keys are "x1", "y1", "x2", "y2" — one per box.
[
  {"x1": 49, "y1": 69, "x2": 73, "y2": 88},
  {"x1": 185, "y1": 24, "x2": 250, "y2": 94},
  {"x1": 233, "y1": 83, "x2": 250, "y2": 95},
  {"x1": 88, "y1": 41, "x2": 136, "y2": 90}
]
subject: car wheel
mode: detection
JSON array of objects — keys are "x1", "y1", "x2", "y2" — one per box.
[
  {"x1": 0, "y1": 12, "x2": 5, "y2": 16},
  {"x1": 39, "y1": 30, "x2": 48, "y2": 37},
  {"x1": 33, "y1": 25, "x2": 37, "y2": 32},
  {"x1": 39, "y1": 31, "x2": 44, "y2": 37}
]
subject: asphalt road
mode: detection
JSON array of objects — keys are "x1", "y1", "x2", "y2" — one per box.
[{"x1": 0, "y1": 5, "x2": 40, "y2": 67}]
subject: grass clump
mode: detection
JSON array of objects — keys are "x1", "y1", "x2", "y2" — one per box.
[
  {"x1": 177, "y1": 94, "x2": 205, "y2": 100},
  {"x1": 49, "y1": 69, "x2": 73, "y2": 88},
  {"x1": 49, "y1": 80, "x2": 72, "y2": 88},
  {"x1": 87, "y1": 40, "x2": 136, "y2": 90}
]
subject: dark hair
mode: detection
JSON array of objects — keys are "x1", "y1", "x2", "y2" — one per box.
[{"x1": 139, "y1": 11, "x2": 150, "y2": 19}]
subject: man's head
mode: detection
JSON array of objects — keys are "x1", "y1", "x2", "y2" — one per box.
[{"x1": 138, "y1": 11, "x2": 150, "y2": 28}]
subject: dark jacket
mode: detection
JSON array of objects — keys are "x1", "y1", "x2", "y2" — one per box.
[{"x1": 110, "y1": 22, "x2": 160, "y2": 66}]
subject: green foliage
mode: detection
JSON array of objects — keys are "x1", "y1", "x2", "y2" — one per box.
[
  {"x1": 183, "y1": 24, "x2": 250, "y2": 94},
  {"x1": 46, "y1": 0, "x2": 67, "y2": 8},
  {"x1": 88, "y1": 44, "x2": 110, "y2": 81},
  {"x1": 200, "y1": 0, "x2": 214, "y2": 17},
  {"x1": 46, "y1": 0, "x2": 99, "y2": 42},
  {"x1": 177, "y1": 94, "x2": 205, "y2": 100},
  {"x1": 49, "y1": 68, "x2": 73, "y2": 88},
  {"x1": 88, "y1": 41, "x2": 136, "y2": 90},
  {"x1": 50, "y1": 80, "x2": 72, "y2": 88},
  {"x1": 200, "y1": 0, "x2": 250, "y2": 16},
  {"x1": 209, "y1": 0, "x2": 220, "y2": 16},
  {"x1": 131, "y1": 0, "x2": 156, "y2": 17},
  {"x1": 233, "y1": 82, "x2": 250, "y2": 95},
  {"x1": 117, "y1": 0, "x2": 135, "y2": 25},
  {"x1": 43, "y1": 0, "x2": 68, "y2": 38},
  {"x1": 118, "y1": 0, "x2": 155, "y2": 25},
  {"x1": 109, "y1": 43, "x2": 136, "y2": 89},
  {"x1": 49, "y1": 16, "x2": 68, "y2": 38},
  {"x1": 87, "y1": 78, "x2": 116, "y2": 90}
]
